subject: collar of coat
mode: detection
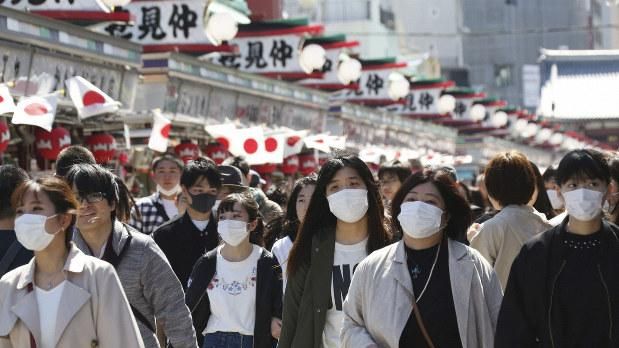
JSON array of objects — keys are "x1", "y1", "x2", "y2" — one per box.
[{"x1": 16, "y1": 244, "x2": 87, "y2": 290}]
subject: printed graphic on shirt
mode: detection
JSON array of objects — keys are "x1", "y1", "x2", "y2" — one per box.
[
  {"x1": 331, "y1": 263, "x2": 359, "y2": 311},
  {"x1": 208, "y1": 267, "x2": 257, "y2": 295}
]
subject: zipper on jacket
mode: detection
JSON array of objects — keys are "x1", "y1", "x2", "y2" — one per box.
[
  {"x1": 597, "y1": 265, "x2": 613, "y2": 343},
  {"x1": 548, "y1": 260, "x2": 566, "y2": 348}
]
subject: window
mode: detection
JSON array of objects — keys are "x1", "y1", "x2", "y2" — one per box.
[
  {"x1": 322, "y1": 0, "x2": 371, "y2": 22},
  {"x1": 494, "y1": 64, "x2": 513, "y2": 87}
]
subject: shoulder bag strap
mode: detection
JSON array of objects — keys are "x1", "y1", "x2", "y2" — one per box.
[
  {"x1": 412, "y1": 301, "x2": 436, "y2": 348},
  {"x1": 0, "y1": 241, "x2": 22, "y2": 276},
  {"x1": 25, "y1": 283, "x2": 37, "y2": 348}
]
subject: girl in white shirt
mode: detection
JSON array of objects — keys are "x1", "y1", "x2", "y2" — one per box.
[{"x1": 186, "y1": 191, "x2": 282, "y2": 348}]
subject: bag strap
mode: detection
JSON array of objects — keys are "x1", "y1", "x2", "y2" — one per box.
[
  {"x1": 0, "y1": 240, "x2": 22, "y2": 276},
  {"x1": 25, "y1": 283, "x2": 37, "y2": 348},
  {"x1": 412, "y1": 301, "x2": 436, "y2": 348},
  {"x1": 150, "y1": 197, "x2": 170, "y2": 222}
]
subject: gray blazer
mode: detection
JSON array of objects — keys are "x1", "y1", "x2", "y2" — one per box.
[
  {"x1": 74, "y1": 221, "x2": 197, "y2": 348},
  {"x1": 341, "y1": 239, "x2": 503, "y2": 348}
]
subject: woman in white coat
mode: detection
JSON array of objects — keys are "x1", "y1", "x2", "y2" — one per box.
[
  {"x1": 341, "y1": 170, "x2": 503, "y2": 348},
  {"x1": 0, "y1": 177, "x2": 143, "y2": 348}
]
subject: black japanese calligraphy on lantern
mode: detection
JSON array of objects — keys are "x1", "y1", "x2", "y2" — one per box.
[
  {"x1": 168, "y1": 4, "x2": 197, "y2": 39},
  {"x1": 219, "y1": 55, "x2": 241, "y2": 69},
  {"x1": 104, "y1": 24, "x2": 133, "y2": 40},
  {"x1": 138, "y1": 6, "x2": 167, "y2": 40},
  {"x1": 346, "y1": 79, "x2": 363, "y2": 97},
  {"x1": 404, "y1": 93, "x2": 416, "y2": 112},
  {"x1": 245, "y1": 41, "x2": 268, "y2": 69},
  {"x1": 269, "y1": 40, "x2": 293, "y2": 67},
  {"x1": 322, "y1": 58, "x2": 333, "y2": 73},
  {"x1": 418, "y1": 92, "x2": 434, "y2": 110},
  {"x1": 366, "y1": 73, "x2": 384, "y2": 95},
  {"x1": 454, "y1": 100, "x2": 467, "y2": 117}
]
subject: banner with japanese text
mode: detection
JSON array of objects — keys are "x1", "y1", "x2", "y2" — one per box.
[
  {"x1": 381, "y1": 87, "x2": 443, "y2": 115},
  {"x1": 0, "y1": 0, "x2": 106, "y2": 11},
  {"x1": 330, "y1": 68, "x2": 392, "y2": 102},
  {"x1": 299, "y1": 47, "x2": 342, "y2": 85}
]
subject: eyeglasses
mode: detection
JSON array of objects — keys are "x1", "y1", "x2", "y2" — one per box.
[{"x1": 77, "y1": 192, "x2": 106, "y2": 204}]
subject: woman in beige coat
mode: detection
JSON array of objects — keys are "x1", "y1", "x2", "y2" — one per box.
[{"x1": 0, "y1": 177, "x2": 144, "y2": 348}]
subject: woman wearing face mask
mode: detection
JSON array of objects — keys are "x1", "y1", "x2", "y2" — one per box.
[
  {"x1": 270, "y1": 174, "x2": 317, "y2": 293},
  {"x1": 66, "y1": 164, "x2": 197, "y2": 348},
  {"x1": 543, "y1": 165, "x2": 566, "y2": 218},
  {"x1": 185, "y1": 191, "x2": 282, "y2": 348},
  {"x1": 341, "y1": 170, "x2": 502, "y2": 348},
  {"x1": 496, "y1": 149, "x2": 619, "y2": 347},
  {"x1": 0, "y1": 177, "x2": 144, "y2": 347},
  {"x1": 279, "y1": 153, "x2": 391, "y2": 348}
]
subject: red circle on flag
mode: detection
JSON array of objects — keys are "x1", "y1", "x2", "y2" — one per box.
[
  {"x1": 316, "y1": 139, "x2": 324, "y2": 143},
  {"x1": 24, "y1": 103, "x2": 48, "y2": 116},
  {"x1": 83, "y1": 91, "x2": 106, "y2": 106},
  {"x1": 216, "y1": 137, "x2": 230, "y2": 150},
  {"x1": 287, "y1": 136, "x2": 301, "y2": 146},
  {"x1": 160, "y1": 124, "x2": 171, "y2": 138},
  {"x1": 0, "y1": 96, "x2": 4, "y2": 103},
  {"x1": 244, "y1": 139, "x2": 258, "y2": 154},
  {"x1": 265, "y1": 137, "x2": 278, "y2": 152}
]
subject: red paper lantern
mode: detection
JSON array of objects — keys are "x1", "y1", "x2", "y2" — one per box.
[
  {"x1": 85, "y1": 133, "x2": 117, "y2": 164},
  {"x1": 281, "y1": 155, "x2": 299, "y2": 175},
  {"x1": 35, "y1": 127, "x2": 71, "y2": 161},
  {"x1": 298, "y1": 153, "x2": 317, "y2": 176},
  {"x1": 252, "y1": 163, "x2": 277, "y2": 175},
  {"x1": 204, "y1": 142, "x2": 228, "y2": 165},
  {"x1": 175, "y1": 141, "x2": 200, "y2": 164},
  {"x1": 0, "y1": 120, "x2": 9, "y2": 153}
]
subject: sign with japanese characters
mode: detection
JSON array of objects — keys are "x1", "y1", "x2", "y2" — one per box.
[
  {"x1": 331, "y1": 69, "x2": 392, "y2": 102},
  {"x1": 299, "y1": 47, "x2": 340, "y2": 85},
  {"x1": 0, "y1": 0, "x2": 106, "y2": 11},
  {"x1": 452, "y1": 96, "x2": 478, "y2": 120},
  {"x1": 101, "y1": 1, "x2": 203, "y2": 45},
  {"x1": 381, "y1": 87, "x2": 443, "y2": 115},
  {"x1": 214, "y1": 34, "x2": 303, "y2": 74}
]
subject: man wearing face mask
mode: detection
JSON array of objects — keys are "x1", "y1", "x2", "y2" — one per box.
[
  {"x1": 153, "y1": 157, "x2": 222, "y2": 289},
  {"x1": 496, "y1": 149, "x2": 619, "y2": 348},
  {"x1": 130, "y1": 154, "x2": 184, "y2": 235}
]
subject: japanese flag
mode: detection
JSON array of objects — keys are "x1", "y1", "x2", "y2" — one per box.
[
  {"x1": 148, "y1": 110, "x2": 172, "y2": 153},
  {"x1": 66, "y1": 76, "x2": 120, "y2": 119},
  {"x1": 0, "y1": 84, "x2": 16, "y2": 115},
  {"x1": 303, "y1": 134, "x2": 333, "y2": 153},
  {"x1": 226, "y1": 127, "x2": 266, "y2": 165},
  {"x1": 262, "y1": 131, "x2": 286, "y2": 164},
  {"x1": 11, "y1": 93, "x2": 58, "y2": 132},
  {"x1": 284, "y1": 130, "x2": 309, "y2": 157},
  {"x1": 205, "y1": 123, "x2": 237, "y2": 152}
]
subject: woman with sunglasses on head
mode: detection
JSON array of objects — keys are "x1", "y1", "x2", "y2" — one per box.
[
  {"x1": 279, "y1": 153, "x2": 391, "y2": 348},
  {"x1": 341, "y1": 170, "x2": 502, "y2": 348},
  {"x1": 66, "y1": 164, "x2": 197, "y2": 348},
  {"x1": 185, "y1": 191, "x2": 282, "y2": 348},
  {"x1": 0, "y1": 177, "x2": 144, "y2": 348}
]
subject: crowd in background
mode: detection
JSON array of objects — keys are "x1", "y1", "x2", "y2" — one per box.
[{"x1": 0, "y1": 145, "x2": 618, "y2": 348}]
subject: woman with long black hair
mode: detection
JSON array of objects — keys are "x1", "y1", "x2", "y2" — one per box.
[{"x1": 279, "y1": 153, "x2": 391, "y2": 348}]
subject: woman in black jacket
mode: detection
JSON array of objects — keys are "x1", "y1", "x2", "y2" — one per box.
[{"x1": 186, "y1": 191, "x2": 282, "y2": 348}]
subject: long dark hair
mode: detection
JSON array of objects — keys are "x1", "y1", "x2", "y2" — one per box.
[
  {"x1": 390, "y1": 170, "x2": 472, "y2": 243},
  {"x1": 286, "y1": 153, "x2": 391, "y2": 277},
  {"x1": 66, "y1": 163, "x2": 136, "y2": 223},
  {"x1": 218, "y1": 191, "x2": 265, "y2": 246},
  {"x1": 530, "y1": 161, "x2": 556, "y2": 219}
]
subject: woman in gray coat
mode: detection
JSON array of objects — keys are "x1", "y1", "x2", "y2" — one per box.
[{"x1": 342, "y1": 170, "x2": 503, "y2": 348}]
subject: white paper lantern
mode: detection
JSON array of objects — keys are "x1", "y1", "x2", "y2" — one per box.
[
  {"x1": 470, "y1": 104, "x2": 486, "y2": 122},
  {"x1": 522, "y1": 123, "x2": 540, "y2": 138},
  {"x1": 337, "y1": 56, "x2": 362, "y2": 85},
  {"x1": 549, "y1": 132, "x2": 564, "y2": 145},
  {"x1": 299, "y1": 44, "x2": 326, "y2": 74},
  {"x1": 387, "y1": 72, "x2": 410, "y2": 101},
  {"x1": 535, "y1": 128, "x2": 553, "y2": 143},
  {"x1": 491, "y1": 111, "x2": 508, "y2": 128},
  {"x1": 513, "y1": 119, "x2": 529, "y2": 133},
  {"x1": 437, "y1": 95, "x2": 456, "y2": 114},
  {"x1": 100, "y1": 0, "x2": 131, "y2": 7},
  {"x1": 204, "y1": 12, "x2": 239, "y2": 46}
]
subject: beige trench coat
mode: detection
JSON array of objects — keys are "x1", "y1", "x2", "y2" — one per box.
[{"x1": 0, "y1": 245, "x2": 144, "y2": 348}]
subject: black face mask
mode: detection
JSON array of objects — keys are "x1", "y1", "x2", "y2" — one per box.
[{"x1": 189, "y1": 193, "x2": 217, "y2": 213}]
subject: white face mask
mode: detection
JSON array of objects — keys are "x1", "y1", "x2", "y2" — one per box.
[
  {"x1": 14, "y1": 214, "x2": 58, "y2": 251},
  {"x1": 218, "y1": 219, "x2": 249, "y2": 246},
  {"x1": 546, "y1": 189, "x2": 564, "y2": 210},
  {"x1": 327, "y1": 188, "x2": 369, "y2": 223},
  {"x1": 398, "y1": 201, "x2": 444, "y2": 239},
  {"x1": 157, "y1": 184, "x2": 181, "y2": 197},
  {"x1": 562, "y1": 188, "x2": 605, "y2": 221}
]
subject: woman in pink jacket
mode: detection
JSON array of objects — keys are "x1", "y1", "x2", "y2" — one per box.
[{"x1": 0, "y1": 176, "x2": 144, "y2": 348}]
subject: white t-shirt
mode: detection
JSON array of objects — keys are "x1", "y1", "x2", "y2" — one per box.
[
  {"x1": 205, "y1": 244, "x2": 262, "y2": 336},
  {"x1": 36, "y1": 281, "x2": 67, "y2": 348},
  {"x1": 161, "y1": 198, "x2": 179, "y2": 219},
  {"x1": 322, "y1": 238, "x2": 368, "y2": 348},
  {"x1": 271, "y1": 236, "x2": 293, "y2": 293},
  {"x1": 192, "y1": 219, "x2": 209, "y2": 231}
]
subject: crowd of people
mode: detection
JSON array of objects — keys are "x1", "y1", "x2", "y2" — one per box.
[{"x1": 0, "y1": 145, "x2": 618, "y2": 348}]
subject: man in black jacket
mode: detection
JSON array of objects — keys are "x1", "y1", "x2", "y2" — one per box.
[
  {"x1": 153, "y1": 157, "x2": 222, "y2": 289},
  {"x1": 496, "y1": 149, "x2": 619, "y2": 347}
]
